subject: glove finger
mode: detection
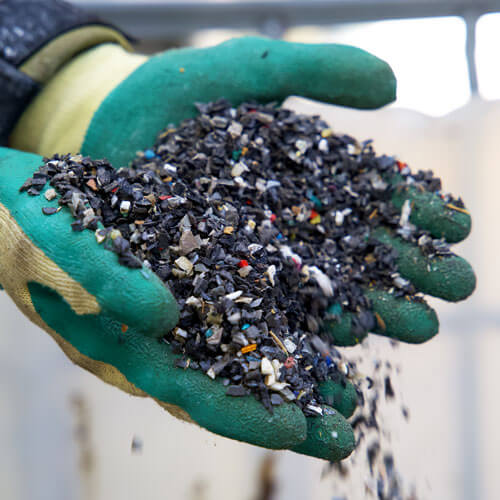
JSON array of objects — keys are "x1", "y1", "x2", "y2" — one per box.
[
  {"x1": 373, "y1": 228, "x2": 476, "y2": 301},
  {"x1": 84, "y1": 37, "x2": 396, "y2": 165},
  {"x1": 390, "y1": 176, "x2": 471, "y2": 243},
  {"x1": 323, "y1": 288, "x2": 438, "y2": 345},
  {"x1": 204, "y1": 37, "x2": 396, "y2": 109},
  {"x1": 0, "y1": 148, "x2": 178, "y2": 338},
  {"x1": 318, "y1": 379, "x2": 358, "y2": 419},
  {"x1": 28, "y1": 282, "x2": 307, "y2": 450},
  {"x1": 365, "y1": 289, "x2": 438, "y2": 343},
  {"x1": 291, "y1": 405, "x2": 355, "y2": 461}
]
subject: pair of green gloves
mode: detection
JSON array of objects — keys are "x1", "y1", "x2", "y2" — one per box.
[{"x1": 0, "y1": 35, "x2": 475, "y2": 462}]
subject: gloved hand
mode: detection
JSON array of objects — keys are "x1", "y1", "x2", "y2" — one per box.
[{"x1": 1, "y1": 35, "x2": 474, "y2": 460}]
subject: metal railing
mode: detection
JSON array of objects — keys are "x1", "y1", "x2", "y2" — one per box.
[{"x1": 78, "y1": 0, "x2": 500, "y2": 93}]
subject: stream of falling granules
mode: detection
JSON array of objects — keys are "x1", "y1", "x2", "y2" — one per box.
[{"x1": 22, "y1": 101, "x2": 460, "y2": 497}]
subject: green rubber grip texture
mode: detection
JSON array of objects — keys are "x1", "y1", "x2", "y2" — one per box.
[
  {"x1": 291, "y1": 406, "x2": 355, "y2": 461},
  {"x1": 318, "y1": 380, "x2": 358, "y2": 419},
  {"x1": 366, "y1": 289, "x2": 438, "y2": 343},
  {"x1": 324, "y1": 289, "x2": 438, "y2": 346},
  {"x1": 373, "y1": 228, "x2": 476, "y2": 302},
  {"x1": 391, "y1": 180, "x2": 471, "y2": 243}
]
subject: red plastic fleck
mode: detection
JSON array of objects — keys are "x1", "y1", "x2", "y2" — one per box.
[
  {"x1": 309, "y1": 209, "x2": 319, "y2": 220},
  {"x1": 238, "y1": 259, "x2": 249, "y2": 268},
  {"x1": 270, "y1": 213, "x2": 277, "y2": 223},
  {"x1": 284, "y1": 357, "x2": 295, "y2": 369},
  {"x1": 396, "y1": 161, "x2": 407, "y2": 171}
]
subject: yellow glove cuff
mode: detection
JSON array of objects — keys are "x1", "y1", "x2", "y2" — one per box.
[{"x1": 11, "y1": 44, "x2": 147, "y2": 157}]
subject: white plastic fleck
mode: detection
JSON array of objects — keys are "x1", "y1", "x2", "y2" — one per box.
[
  {"x1": 174, "y1": 256, "x2": 193, "y2": 274},
  {"x1": 265, "y1": 265, "x2": 277, "y2": 286},
  {"x1": 269, "y1": 381, "x2": 289, "y2": 391},
  {"x1": 227, "y1": 312, "x2": 241, "y2": 324},
  {"x1": 280, "y1": 245, "x2": 302, "y2": 265},
  {"x1": 44, "y1": 188, "x2": 57, "y2": 201},
  {"x1": 318, "y1": 138, "x2": 329, "y2": 153},
  {"x1": 231, "y1": 161, "x2": 249, "y2": 177},
  {"x1": 185, "y1": 296, "x2": 202, "y2": 307},
  {"x1": 265, "y1": 373, "x2": 276, "y2": 386},
  {"x1": 306, "y1": 404, "x2": 323, "y2": 416},
  {"x1": 272, "y1": 359, "x2": 282, "y2": 379},
  {"x1": 261, "y1": 357, "x2": 273, "y2": 375},
  {"x1": 174, "y1": 327, "x2": 188, "y2": 342},
  {"x1": 266, "y1": 180, "x2": 281, "y2": 190},
  {"x1": 393, "y1": 275, "x2": 410, "y2": 288},
  {"x1": 228, "y1": 121, "x2": 243, "y2": 138},
  {"x1": 283, "y1": 338, "x2": 297, "y2": 353},
  {"x1": 225, "y1": 290, "x2": 243, "y2": 301},
  {"x1": 309, "y1": 266, "x2": 334, "y2": 296},
  {"x1": 399, "y1": 199, "x2": 412, "y2": 228},
  {"x1": 238, "y1": 265, "x2": 252, "y2": 278},
  {"x1": 335, "y1": 210, "x2": 344, "y2": 226},
  {"x1": 120, "y1": 200, "x2": 131, "y2": 215},
  {"x1": 295, "y1": 138, "x2": 311, "y2": 154}
]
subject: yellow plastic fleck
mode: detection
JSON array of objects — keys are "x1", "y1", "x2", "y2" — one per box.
[
  {"x1": 310, "y1": 214, "x2": 321, "y2": 224},
  {"x1": 110, "y1": 229, "x2": 121, "y2": 240},
  {"x1": 269, "y1": 331, "x2": 288, "y2": 354},
  {"x1": 446, "y1": 203, "x2": 469, "y2": 215},
  {"x1": 241, "y1": 344, "x2": 257, "y2": 354},
  {"x1": 224, "y1": 226, "x2": 234, "y2": 234},
  {"x1": 179, "y1": 67, "x2": 185, "y2": 73},
  {"x1": 321, "y1": 128, "x2": 333, "y2": 138},
  {"x1": 374, "y1": 312, "x2": 386, "y2": 331}
]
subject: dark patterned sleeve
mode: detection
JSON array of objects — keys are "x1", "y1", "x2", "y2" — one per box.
[{"x1": 0, "y1": 0, "x2": 128, "y2": 145}]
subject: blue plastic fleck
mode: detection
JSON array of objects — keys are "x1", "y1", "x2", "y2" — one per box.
[
  {"x1": 241, "y1": 323, "x2": 250, "y2": 330},
  {"x1": 205, "y1": 329, "x2": 214, "y2": 338},
  {"x1": 307, "y1": 192, "x2": 322, "y2": 208},
  {"x1": 144, "y1": 149, "x2": 156, "y2": 160},
  {"x1": 328, "y1": 303, "x2": 342, "y2": 315},
  {"x1": 276, "y1": 233, "x2": 283, "y2": 240},
  {"x1": 325, "y1": 356, "x2": 333, "y2": 367}
]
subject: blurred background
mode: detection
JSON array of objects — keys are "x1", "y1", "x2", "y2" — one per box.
[{"x1": 1, "y1": 1, "x2": 500, "y2": 499}]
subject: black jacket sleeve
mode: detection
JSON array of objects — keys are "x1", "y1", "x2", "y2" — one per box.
[{"x1": 0, "y1": 0, "x2": 128, "y2": 145}]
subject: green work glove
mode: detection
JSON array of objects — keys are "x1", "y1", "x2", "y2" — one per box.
[{"x1": 2, "y1": 35, "x2": 474, "y2": 460}]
